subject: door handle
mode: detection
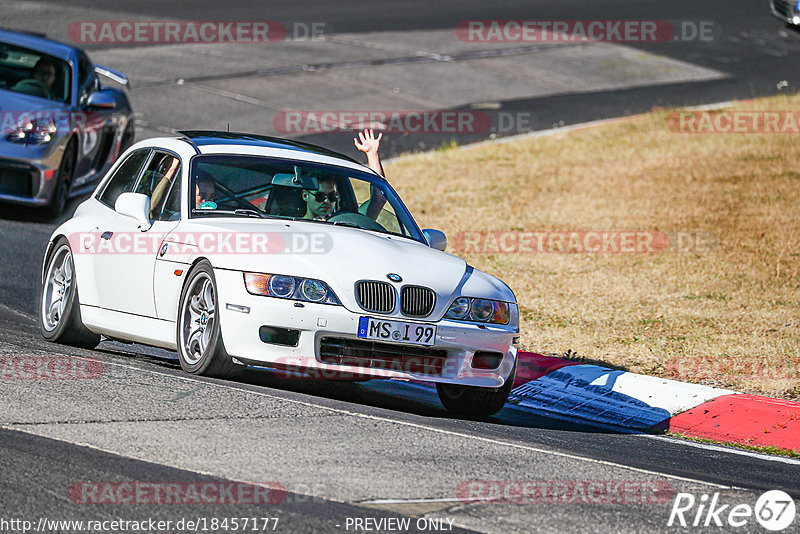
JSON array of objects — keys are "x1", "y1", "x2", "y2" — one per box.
[{"x1": 100, "y1": 231, "x2": 113, "y2": 240}]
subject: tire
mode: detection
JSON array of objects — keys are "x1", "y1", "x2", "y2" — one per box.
[
  {"x1": 40, "y1": 238, "x2": 101, "y2": 349},
  {"x1": 44, "y1": 140, "x2": 76, "y2": 219},
  {"x1": 436, "y1": 358, "x2": 517, "y2": 417},
  {"x1": 176, "y1": 261, "x2": 242, "y2": 379}
]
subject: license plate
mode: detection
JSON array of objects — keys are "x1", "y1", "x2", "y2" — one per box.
[{"x1": 357, "y1": 317, "x2": 436, "y2": 346}]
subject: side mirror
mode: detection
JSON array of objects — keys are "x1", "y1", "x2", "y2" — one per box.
[
  {"x1": 115, "y1": 192, "x2": 151, "y2": 230},
  {"x1": 94, "y1": 65, "x2": 130, "y2": 87},
  {"x1": 423, "y1": 229, "x2": 447, "y2": 251},
  {"x1": 86, "y1": 89, "x2": 117, "y2": 109}
]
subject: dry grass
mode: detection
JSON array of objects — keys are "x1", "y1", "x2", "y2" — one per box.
[{"x1": 385, "y1": 94, "x2": 800, "y2": 399}]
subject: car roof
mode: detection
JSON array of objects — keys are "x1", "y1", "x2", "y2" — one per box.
[
  {"x1": 0, "y1": 27, "x2": 76, "y2": 61},
  {"x1": 177, "y1": 130, "x2": 361, "y2": 165}
]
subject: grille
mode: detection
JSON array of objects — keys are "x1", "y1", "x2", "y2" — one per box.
[
  {"x1": 0, "y1": 160, "x2": 38, "y2": 197},
  {"x1": 355, "y1": 281, "x2": 396, "y2": 314},
  {"x1": 319, "y1": 337, "x2": 447, "y2": 375},
  {"x1": 400, "y1": 285, "x2": 436, "y2": 317}
]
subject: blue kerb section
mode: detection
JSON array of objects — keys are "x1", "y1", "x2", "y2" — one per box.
[{"x1": 508, "y1": 364, "x2": 671, "y2": 431}]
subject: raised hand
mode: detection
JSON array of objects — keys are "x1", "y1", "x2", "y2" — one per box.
[{"x1": 354, "y1": 128, "x2": 383, "y2": 155}]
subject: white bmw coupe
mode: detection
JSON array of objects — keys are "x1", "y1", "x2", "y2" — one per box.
[{"x1": 40, "y1": 131, "x2": 519, "y2": 416}]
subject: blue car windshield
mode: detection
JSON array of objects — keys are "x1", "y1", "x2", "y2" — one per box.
[
  {"x1": 189, "y1": 154, "x2": 426, "y2": 244},
  {"x1": 0, "y1": 42, "x2": 71, "y2": 103}
]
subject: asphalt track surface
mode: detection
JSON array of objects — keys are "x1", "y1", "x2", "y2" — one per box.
[{"x1": 1, "y1": 1, "x2": 800, "y2": 533}]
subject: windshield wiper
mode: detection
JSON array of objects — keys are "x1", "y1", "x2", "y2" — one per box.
[
  {"x1": 330, "y1": 220, "x2": 362, "y2": 228},
  {"x1": 191, "y1": 209, "x2": 267, "y2": 219},
  {"x1": 234, "y1": 208, "x2": 267, "y2": 219}
]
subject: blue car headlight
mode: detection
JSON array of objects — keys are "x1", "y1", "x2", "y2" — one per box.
[
  {"x1": 6, "y1": 117, "x2": 57, "y2": 144},
  {"x1": 244, "y1": 272, "x2": 341, "y2": 305},
  {"x1": 445, "y1": 297, "x2": 511, "y2": 325}
]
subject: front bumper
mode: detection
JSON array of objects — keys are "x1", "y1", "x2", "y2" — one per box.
[
  {"x1": 214, "y1": 268, "x2": 519, "y2": 387},
  {"x1": 771, "y1": 0, "x2": 800, "y2": 25}
]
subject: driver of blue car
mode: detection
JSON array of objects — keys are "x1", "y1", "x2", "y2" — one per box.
[{"x1": 12, "y1": 57, "x2": 57, "y2": 100}]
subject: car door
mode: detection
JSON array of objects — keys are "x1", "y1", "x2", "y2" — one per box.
[
  {"x1": 73, "y1": 53, "x2": 112, "y2": 181},
  {"x1": 76, "y1": 147, "x2": 149, "y2": 308},
  {"x1": 91, "y1": 150, "x2": 183, "y2": 317}
]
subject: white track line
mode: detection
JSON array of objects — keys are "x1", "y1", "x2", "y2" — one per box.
[
  {"x1": 636, "y1": 433, "x2": 800, "y2": 466},
  {"x1": 5, "y1": 353, "x2": 742, "y2": 491}
]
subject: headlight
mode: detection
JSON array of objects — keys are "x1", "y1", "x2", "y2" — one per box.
[
  {"x1": 244, "y1": 272, "x2": 340, "y2": 305},
  {"x1": 6, "y1": 117, "x2": 57, "y2": 144},
  {"x1": 447, "y1": 297, "x2": 470, "y2": 319},
  {"x1": 445, "y1": 297, "x2": 511, "y2": 325},
  {"x1": 269, "y1": 275, "x2": 295, "y2": 298},
  {"x1": 469, "y1": 299, "x2": 494, "y2": 321},
  {"x1": 300, "y1": 279, "x2": 327, "y2": 302}
]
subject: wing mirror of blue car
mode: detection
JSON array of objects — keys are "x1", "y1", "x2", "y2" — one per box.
[
  {"x1": 94, "y1": 65, "x2": 130, "y2": 87},
  {"x1": 423, "y1": 229, "x2": 447, "y2": 251},
  {"x1": 115, "y1": 192, "x2": 152, "y2": 231},
  {"x1": 86, "y1": 90, "x2": 117, "y2": 109}
]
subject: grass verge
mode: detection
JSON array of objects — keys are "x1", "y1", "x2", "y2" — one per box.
[
  {"x1": 386, "y1": 93, "x2": 800, "y2": 400},
  {"x1": 667, "y1": 432, "x2": 800, "y2": 459}
]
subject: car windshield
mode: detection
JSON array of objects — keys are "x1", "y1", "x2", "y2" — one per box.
[
  {"x1": 189, "y1": 154, "x2": 426, "y2": 243},
  {"x1": 0, "y1": 41, "x2": 71, "y2": 103}
]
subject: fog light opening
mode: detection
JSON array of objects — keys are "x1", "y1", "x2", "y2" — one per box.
[
  {"x1": 471, "y1": 351, "x2": 503, "y2": 370},
  {"x1": 259, "y1": 326, "x2": 300, "y2": 347}
]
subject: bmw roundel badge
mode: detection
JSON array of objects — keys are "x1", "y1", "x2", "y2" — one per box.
[
  {"x1": 387, "y1": 273, "x2": 402, "y2": 282},
  {"x1": 160, "y1": 243, "x2": 168, "y2": 257}
]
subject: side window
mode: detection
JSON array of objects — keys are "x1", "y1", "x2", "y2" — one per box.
[
  {"x1": 158, "y1": 176, "x2": 182, "y2": 221},
  {"x1": 136, "y1": 152, "x2": 182, "y2": 220},
  {"x1": 98, "y1": 149, "x2": 149, "y2": 208}
]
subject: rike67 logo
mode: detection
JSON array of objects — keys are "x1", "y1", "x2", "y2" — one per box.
[{"x1": 668, "y1": 490, "x2": 796, "y2": 531}]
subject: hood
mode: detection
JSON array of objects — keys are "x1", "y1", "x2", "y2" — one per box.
[
  {"x1": 0, "y1": 90, "x2": 70, "y2": 133},
  {"x1": 165, "y1": 218, "x2": 514, "y2": 315}
]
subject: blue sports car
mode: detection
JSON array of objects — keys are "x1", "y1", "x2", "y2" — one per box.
[
  {"x1": 771, "y1": 0, "x2": 800, "y2": 27},
  {"x1": 0, "y1": 27, "x2": 134, "y2": 217}
]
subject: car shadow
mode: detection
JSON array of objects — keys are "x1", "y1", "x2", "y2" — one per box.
[{"x1": 93, "y1": 341, "x2": 648, "y2": 435}]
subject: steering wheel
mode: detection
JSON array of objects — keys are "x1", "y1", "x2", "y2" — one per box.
[{"x1": 328, "y1": 212, "x2": 386, "y2": 232}]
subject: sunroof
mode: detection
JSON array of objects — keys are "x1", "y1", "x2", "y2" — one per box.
[{"x1": 177, "y1": 130, "x2": 359, "y2": 163}]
